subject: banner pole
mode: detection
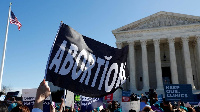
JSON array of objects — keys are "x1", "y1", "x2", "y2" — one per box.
[
  {"x1": 64, "y1": 89, "x2": 66, "y2": 110},
  {"x1": 0, "y1": 2, "x2": 12, "y2": 91}
]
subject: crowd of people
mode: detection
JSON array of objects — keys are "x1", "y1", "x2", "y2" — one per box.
[
  {"x1": 128, "y1": 90, "x2": 200, "y2": 112},
  {"x1": 138, "y1": 95, "x2": 200, "y2": 112},
  {"x1": 1, "y1": 80, "x2": 200, "y2": 112},
  {"x1": 0, "y1": 100, "x2": 30, "y2": 112}
]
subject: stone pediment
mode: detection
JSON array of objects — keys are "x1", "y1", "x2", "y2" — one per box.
[{"x1": 113, "y1": 11, "x2": 200, "y2": 33}]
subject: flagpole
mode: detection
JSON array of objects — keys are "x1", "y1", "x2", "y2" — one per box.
[{"x1": 0, "y1": 3, "x2": 12, "y2": 91}]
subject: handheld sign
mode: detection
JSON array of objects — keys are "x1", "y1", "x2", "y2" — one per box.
[
  {"x1": 105, "y1": 93, "x2": 113, "y2": 103},
  {"x1": 81, "y1": 96, "x2": 103, "y2": 111},
  {"x1": 164, "y1": 84, "x2": 194, "y2": 102},
  {"x1": 122, "y1": 90, "x2": 130, "y2": 102},
  {"x1": 22, "y1": 89, "x2": 50, "y2": 112},
  {"x1": 45, "y1": 23, "x2": 129, "y2": 97}
]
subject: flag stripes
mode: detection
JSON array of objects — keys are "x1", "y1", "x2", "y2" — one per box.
[{"x1": 10, "y1": 11, "x2": 22, "y2": 30}]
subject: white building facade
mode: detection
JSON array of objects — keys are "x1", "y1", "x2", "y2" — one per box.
[{"x1": 112, "y1": 11, "x2": 200, "y2": 96}]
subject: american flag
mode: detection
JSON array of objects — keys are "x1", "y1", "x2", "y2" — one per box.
[{"x1": 10, "y1": 11, "x2": 22, "y2": 31}]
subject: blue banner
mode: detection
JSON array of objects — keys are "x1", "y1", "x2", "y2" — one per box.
[
  {"x1": 81, "y1": 96, "x2": 103, "y2": 111},
  {"x1": 164, "y1": 84, "x2": 193, "y2": 102}
]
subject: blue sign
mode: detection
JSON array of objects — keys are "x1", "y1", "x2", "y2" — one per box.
[
  {"x1": 164, "y1": 84, "x2": 193, "y2": 102},
  {"x1": 189, "y1": 94, "x2": 200, "y2": 105},
  {"x1": 122, "y1": 90, "x2": 131, "y2": 97},
  {"x1": 81, "y1": 96, "x2": 103, "y2": 111},
  {"x1": 23, "y1": 100, "x2": 50, "y2": 112},
  {"x1": 157, "y1": 94, "x2": 163, "y2": 102}
]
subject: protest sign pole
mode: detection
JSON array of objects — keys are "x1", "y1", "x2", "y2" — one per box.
[
  {"x1": 64, "y1": 89, "x2": 66, "y2": 110},
  {"x1": 0, "y1": 3, "x2": 12, "y2": 91}
]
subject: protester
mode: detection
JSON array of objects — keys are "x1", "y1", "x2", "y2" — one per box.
[
  {"x1": 141, "y1": 106, "x2": 153, "y2": 112},
  {"x1": 130, "y1": 93, "x2": 139, "y2": 101},
  {"x1": 50, "y1": 104, "x2": 56, "y2": 112},
  {"x1": 31, "y1": 79, "x2": 82, "y2": 112},
  {"x1": 0, "y1": 103, "x2": 8, "y2": 112},
  {"x1": 32, "y1": 79, "x2": 51, "y2": 112},
  {"x1": 11, "y1": 105, "x2": 30, "y2": 112},
  {"x1": 7, "y1": 98, "x2": 17, "y2": 112},
  {"x1": 184, "y1": 102, "x2": 196, "y2": 112},
  {"x1": 4, "y1": 78, "x2": 199, "y2": 112},
  {"x1": 140, "y1": 96, "x2": 151, "y2": 111},
  {"x1": 129, "y1": 109, "x2": 136, "y2": 112},
  {"x1": 194, "y1": 102, "x2": 200, "y2": 112},
  {"x1": 57, "y1": 98, "x2": 65, "y2": 112},
  {"x1": 160, "y1": 98, "x2": 173, "y2": 112},
  {"x1": 107, "y1": 102, "x2": 112, "y2": 111}
]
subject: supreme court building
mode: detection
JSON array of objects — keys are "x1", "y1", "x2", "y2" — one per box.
[{"x1": 112, "y1": 11, "x2": 200, "y2": 97}]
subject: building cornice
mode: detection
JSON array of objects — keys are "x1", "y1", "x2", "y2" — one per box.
[{"x1": 114, "y1": 24, "x2": 200, "y2": 43}]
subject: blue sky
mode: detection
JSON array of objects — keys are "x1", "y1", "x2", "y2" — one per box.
[{"x1": 0, "y1": 0, "x2": 200, "y2": 91}]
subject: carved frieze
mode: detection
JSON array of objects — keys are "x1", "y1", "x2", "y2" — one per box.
[{"x1": 121, "y1": 14, "x2": 200, "y2": 31}]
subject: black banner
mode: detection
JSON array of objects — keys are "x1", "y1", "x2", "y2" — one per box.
[{"x1": 45, "y1": 23, "x2": 129, "y2": 97}]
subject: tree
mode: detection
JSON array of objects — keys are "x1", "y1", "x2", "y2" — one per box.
[{"x1": 2, "y1": 85, "x2": 12, "y2": 93}]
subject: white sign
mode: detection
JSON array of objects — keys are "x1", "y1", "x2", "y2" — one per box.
[
  {"x1": 121, "y1": 102, "x2": 130, "y2": 112},
  {"x1": 65, "y1": 90, "x2": 74, "y2": 108},
  {"x1": 121, "y1": 101, "x2": 140, "y2": 112},
  {"x1": 130, "y1": 101, "x2": 140, "y2": 112},
  {"x1": 22, "y1": 88, "x2": 50, "y2": 101}
]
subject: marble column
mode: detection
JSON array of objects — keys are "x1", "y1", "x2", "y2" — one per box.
[
  {"x1": 114, "y1": 42, "x2": 123, "y2": 102},
  {"x1": 116, "y1": 42, "x2": 127, "y2": 90},
  {"x1": 196, "y1": 36, "x2": 200, "y2": 63},
  {"x1": 168, "y1": 38, "x2": 179, "y2": 84},
  {"x1": 128, "y1": 41, "x2": 137, "y2": 93},
  {"x1": 181, "y1": 36, "x2": 195, "y2": 89},
  {"x1": 153, "y1": 39, "x2": 164, "y2": 90},
  {"x1": 196, "y1": 36, "x2": 200, "y2": 89},
  {"x1": 140, "y1": 40, "x2": 150, "y2": 90},
  {"x1": 116, "y1": 42, "x2": 123, "y2": 49}
]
